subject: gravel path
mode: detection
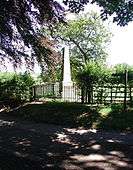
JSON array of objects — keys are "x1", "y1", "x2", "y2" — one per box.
[{"x1": 0, "y1": 114, "x2": 133, "y2": 170}]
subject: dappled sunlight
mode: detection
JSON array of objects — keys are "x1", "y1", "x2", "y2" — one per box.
[
  {"x1": 16, "y1": 138, "x2": 32, "y2": 147},
  {"x1": 14, "y1": 151, "x2": 29, "y2": 158},
  {"x1": 0, "y1": 119, "x2": 14, "y2": 127},
  {"x1": 56, "y1": 128, "x2": 133, "y2": 169},
  {"x1": 0, "y1": 108, "x2": 7, "y2": 113},
  {"x1": 59, "y1": 150, "x2": 133, "y2": 170},
  {"x1": 52, "y1": 132, "x2": 77, "y2": 146},
  {"x1": 70, "y1": 154, "x2": 106, "y2": 162},
  {"x1": 0, "y1": 112, "x2": 132, "y2": 169},
  {"x1": 69, "y1": 152, "x2": 132, "y2": 169},
  {"x1": 107, "y1": 139, "x2": 123, "y2": 143},
  {"x1": 91, "y1": 144, "x2": 101, "y2": 150},
  {"x1": 65, "y1": 128, "x2": 97, "y2": 135},
  {"x1": 52, "y1": 132, "x2": 70, "y2": 143},
  {"x1": 62, "y1": 127, "x2": 133, "y2": 145},
  {"x1": 109, "y1": 151, "x2": 125, "y2": 157},
  {"x1": 48, "y1": 127, "x2": 133, "y2": 169}
]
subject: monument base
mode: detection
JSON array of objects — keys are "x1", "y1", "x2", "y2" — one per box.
[
  {"x1": 62, "y1": 81, "x2": 73, "y2": 102},
  {"x1": 63, "y1": 81, "x2": 73, "y2": 87}
]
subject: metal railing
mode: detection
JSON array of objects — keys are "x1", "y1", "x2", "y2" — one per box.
[{"x1": 32, "y1": 83, "x2": 133, "y2": 105}]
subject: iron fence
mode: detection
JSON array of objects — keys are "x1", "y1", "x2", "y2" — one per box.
[{"x1": 32, "y1": 83, "x2": 133, "y2": 105}]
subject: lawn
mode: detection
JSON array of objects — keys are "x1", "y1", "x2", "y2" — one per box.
[{"x1": 1, "y1": 101, "x2": 133, "y2": 131}]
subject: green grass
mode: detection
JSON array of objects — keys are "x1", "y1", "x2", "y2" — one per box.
[
  {"x1": 3, "y1": 101, "x2": 133, "y2": 131},
  {"x1": 99, "y1": 107, "x2": 112, "y2": 117},
  {"x1": 98, "y1": 104, "x2": 133, "y2": 131},
  {"x1": 4, "y1": 101, "x2": 100, "y2": 128}
]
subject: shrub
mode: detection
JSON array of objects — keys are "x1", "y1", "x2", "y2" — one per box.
[{"x1": 0, "y1": 72, "x2": 34, "y2": 107}]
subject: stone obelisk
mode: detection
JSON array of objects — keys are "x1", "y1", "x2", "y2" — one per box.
[{"x1": 62, "y1": 46, "x2": 73, "y2": 101}]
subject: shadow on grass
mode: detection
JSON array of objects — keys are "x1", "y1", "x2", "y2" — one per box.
[
  {"x1": 1, "y1": 102, "x2": 100, "y2": 128},
  {"x1": 0, "y1": 115, "x2": 132, "y2": 169},
  {"x1": 97, "y1": 104, "x2": 133, "y2": 131},
  {"x1": 0, "y1": 102, "x2": 133, "y2": 169},
  {"x1": 1, "y1": 102, "x2": 133, "y2": 131}
]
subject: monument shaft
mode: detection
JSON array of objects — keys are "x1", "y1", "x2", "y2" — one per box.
[
  {"x1": 63, "y1": 46, "x2": 72, "y2": 86},
  {"x1": 62, "y1": 46, "x2": 73, "y2": 101}
]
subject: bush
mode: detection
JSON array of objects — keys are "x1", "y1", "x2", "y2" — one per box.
[
  {"x1": 0, "y1": 72, "x2": 34, "y2": 107},
  {"x1": 111, "y1": 103, "x2": 124, "y2": 112}
]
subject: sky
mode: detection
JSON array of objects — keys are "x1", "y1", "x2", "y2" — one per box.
[
  {"x1": 107, "y1": 22, "x2": 133, "y2": 66},
  {"x1": 1, "y1": 1, "x2": 133, "y2": 73},
  {"x1": 83, "y1": 3, "x2": 133, "y2": 66}
]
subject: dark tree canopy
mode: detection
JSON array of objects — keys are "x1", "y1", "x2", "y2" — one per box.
[
  {"x1": 64, "y1": 0, "x2": 133, "y2": 26},
  {"x1": 0, "y1": 0, "x2": 64, "y2": 69},
  {"x1": 0, "y1": 0, "x2": 133, "y2": 69}
]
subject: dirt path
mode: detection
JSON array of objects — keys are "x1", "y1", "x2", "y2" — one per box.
[{"x1": 0, "y1": 114, "x2": 133, "y2": 170}]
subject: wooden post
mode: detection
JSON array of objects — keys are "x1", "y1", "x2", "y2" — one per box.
[
  {"x1": 129, "y1": 86, "x2": 132, "y2": 105},
  {"x1": 91, "y1": 86, "x2": 93, "y2": 104},
  {"x1": 124, "y1": 69, "x2": 128, "y2": 111},
  {"x1": 110, "y1": 86, "x2": 113, "y2": 103},
  {"x1": 29, "y1": 86, "x2": 33, "y2": 101},
  {"x1": 81, "y1": 87, "x2": 84, "y2": 104},
  {"x1": 33, "y1": 86, "x2": 37, "y2": 101},
  {"x1": 52, "y1": 83, "x2": 54, "y2": 96},
  {"x1": 85, "y1": 87, "x2": 87, "y2": 103}
]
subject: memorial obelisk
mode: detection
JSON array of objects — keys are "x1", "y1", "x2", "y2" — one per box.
[{"x1": 62, "y1": 46, "x2": 73, "y2": 101}]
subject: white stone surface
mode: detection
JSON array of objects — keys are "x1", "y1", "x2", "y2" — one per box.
[
  {"x1": 63, "y1": 46, "x2": 73, "y2": 87},
  {"x1": 62, "y1": 46, "x2": 73, "y2": 101}
]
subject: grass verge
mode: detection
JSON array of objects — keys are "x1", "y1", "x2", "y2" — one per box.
[{"x1": 1, "y1": 102, "x2": 133, "y2": 131}]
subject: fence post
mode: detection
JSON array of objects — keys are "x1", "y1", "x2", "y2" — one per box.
[
  {"x1": 85, "y1": 87, "x2": 87, "y2": 103},
  {"x1": 81, "y1": 87, "x2": 84, "y2": 104},
  {"x1": 110, "y1": 86, "x2": 113, "y2": 103},
  {"x1": 124, "y1": 69, "x2": 128, "y2": 111},
  {"x1": 29, "y1": 86, "x2": 33, "y2": 101},
  {"x1": 87, "y1": 86, "x2": 92, "y2": 104},
  {"x1": 129, "y1": 86, "x2": 132, "y2": 105},
  {"x1": 92, "y1": 86, "x2": 93, "y2": 104},
  {"x1": 52, "y1": 83, "x2": 55, "y2": 96},
  {"x1": 33, "y1": 86, "x2": 36, "y2": 101}
]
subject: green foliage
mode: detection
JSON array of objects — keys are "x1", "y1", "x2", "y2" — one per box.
[
  {"x1": 38, "y1": 63, "x2": 63, "y2": 83},
  {"x1": 44, "y1": 12, "x2": 111, "y2": 64},
  {"x1": 0, "y1": 72, "x2": 35, "y2": 107},
  {"x1": 42, "y1": 12, "x2": 111, "y2": 80},
  {"x1": 114, "y1": 63, "x2": 130, "y2": 73},
  {"x1": 111, "y1": 63, "x2": 133, "y2": 85},
  {"x1": 76, "y1": 61, "x2": 111, "y2": 87},
  {"x1": 75, "y1": 61, "x2": 112, "y2": 103},
  {"x1": 0, "y1": 0, "x2": 132, "y2": 70},
  {"x1": 69, "y1": 14, "x2": 111, "y2": 79},
  {"x1": 111, "y1": 103, "x2": 124, "y2": 112},
  {"x1": 99, "y1": 104, "x2": 133, "y2": 131}
]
